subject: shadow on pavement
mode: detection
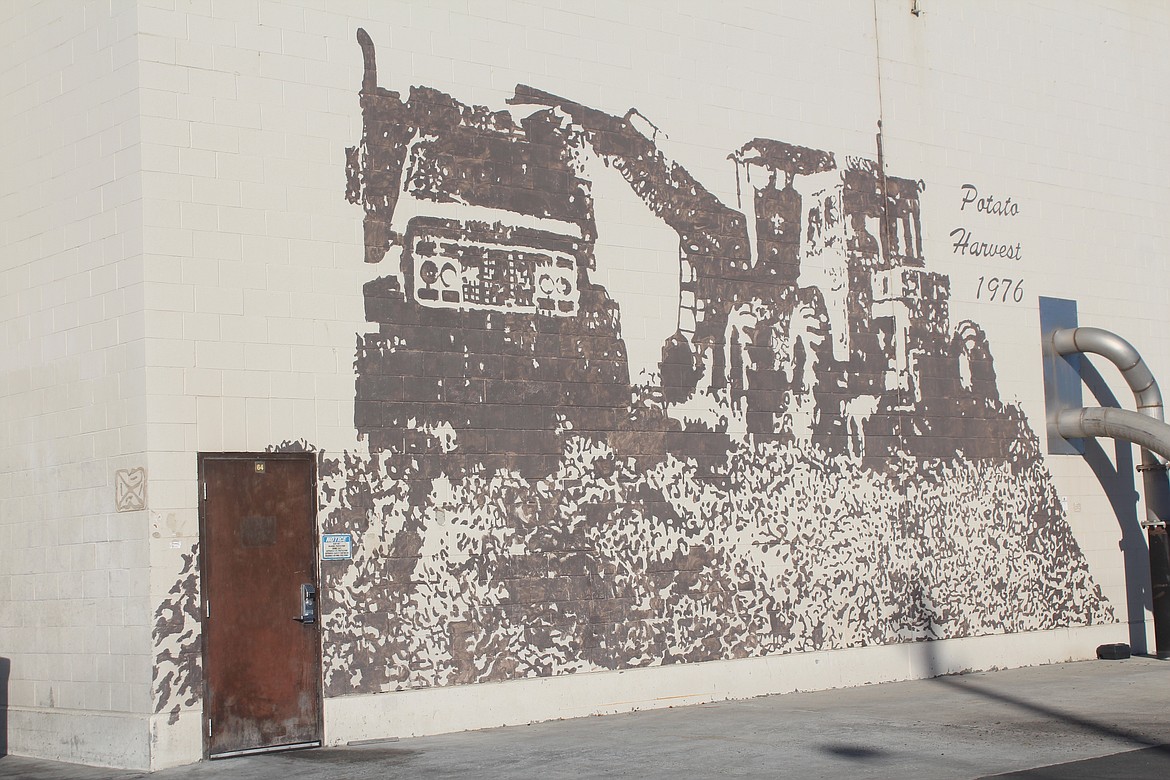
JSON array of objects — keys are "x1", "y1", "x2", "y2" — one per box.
[
  {"x1": 979, "y1": 743, "x2": 1170, "y2": 779},
  {"x1": 818, "y1": 743, "x2": 890, "y2": 761},
  {"x1": 919, "y1": 635, "x2": 1167, "y2": 755},
  {"x1": 932, "y1": 669, "x2": 1170, "y2": 755}
]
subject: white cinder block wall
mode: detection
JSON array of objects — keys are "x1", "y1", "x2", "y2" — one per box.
[
  {"x1": 875, "y1": 0, "x2": 1170, "y2": 608},
  {"x1": 136, "y1": 1, "x2": 372, "y2": 763},
  {"x1": 0, "y1": 0, "x2": 153, "y2": 769},
  {"x1": 3, "y1": 0, "x2": 1170, "y2": 770}
]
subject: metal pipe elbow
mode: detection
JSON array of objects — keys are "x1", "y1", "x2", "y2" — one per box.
[{"x1": 1052, "y1": 326, "x2": 1163, "y2": 420}]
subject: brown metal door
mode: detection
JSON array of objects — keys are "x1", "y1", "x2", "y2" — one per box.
[{"x1": 199, "y1": 454, "x2": 322, "y2": 758}]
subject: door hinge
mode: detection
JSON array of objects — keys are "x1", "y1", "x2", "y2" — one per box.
[
  {"x1": 205, "y1": 601, "x2": 210, "y2": 619},
  {"x1": 202, "y1": 480, "x2": 207, "y2": 500},
  {"x1": 207, "y1": 718, "x2": 212, "y2": 737}
]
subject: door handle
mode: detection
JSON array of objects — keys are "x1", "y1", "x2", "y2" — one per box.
[{"x1": 294, "y1": 583, "x2": 317, "y2": 624}]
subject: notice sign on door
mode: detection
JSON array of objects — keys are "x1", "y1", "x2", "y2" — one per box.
[{"x1": 321, "y1": 533, "x2": 353, "y2": 561}]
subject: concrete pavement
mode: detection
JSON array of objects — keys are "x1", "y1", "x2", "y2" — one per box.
[{"x1": 2, "y1": 656, "x2": 1169, "y2": 779}]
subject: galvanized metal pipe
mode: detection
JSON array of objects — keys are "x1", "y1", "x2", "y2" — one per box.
[
  {"x1": 1052, "y1": 327, "x2": 1164, "y2": 422},
  {"x1": 1056, "y1": 407, "x2": 1170, "y2": 463},
  {"x1": 1052, "y1": 326, "x2": 1170, "y2": 657},
  {"x1": 1052, "y1": 326, "x2": 1169, "y2": 522}
]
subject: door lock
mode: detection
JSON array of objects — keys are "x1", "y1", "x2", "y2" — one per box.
[{"x1": 294, "y1": 583, "x2": 317, "y2": 624}]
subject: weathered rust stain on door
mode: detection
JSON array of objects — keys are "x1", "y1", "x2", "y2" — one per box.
[{"x1": 200, "y1": 454, "x2": 321, "y2": 757}]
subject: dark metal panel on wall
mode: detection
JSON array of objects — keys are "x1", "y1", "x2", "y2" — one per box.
[{"x1": 1039, "y1": 296, "x2": 1084, "y2": 455}]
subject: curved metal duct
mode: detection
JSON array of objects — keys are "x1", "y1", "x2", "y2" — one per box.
[
  {"x1": 1052, "y1": 327, "x2": 1164, "y2": 422},
  {"x1": 1052, "y1": 326, "x2": 1169, "y2": 524},
  {"x1": 1056, "y1": 407, "x2": 1170, "y2": 463},
  {"x1": 1051, "y1": 326, "x2": 1170, "y2": 658}
]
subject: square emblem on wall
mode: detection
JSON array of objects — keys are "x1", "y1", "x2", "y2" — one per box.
[{"x1": 115, "y1": 467, "x2": 147, "y2": 512}]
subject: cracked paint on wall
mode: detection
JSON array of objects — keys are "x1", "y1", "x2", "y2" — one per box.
[{"x1": 153, "y1": 545, "x2": 202, "y2": 722}]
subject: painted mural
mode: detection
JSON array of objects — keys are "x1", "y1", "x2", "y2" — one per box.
[
  {"x1": 153, "y1": 27, "x2": 1112, "y2": 714},
  {"x1": 318, "y1": 29, "x2": 1111, "y2": 696},
  {"x1": 153, "y1": 546, "x2": 201, "y2": 722}
]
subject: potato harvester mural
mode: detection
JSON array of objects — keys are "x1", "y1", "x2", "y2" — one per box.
[{"x1": 153, "y1": 28, "x2": 1112, "y2": 714}]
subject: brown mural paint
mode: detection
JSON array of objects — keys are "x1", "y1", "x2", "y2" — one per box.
[{"x1": 154, "y1": 27, "x2": 1114, "y2": 708}]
